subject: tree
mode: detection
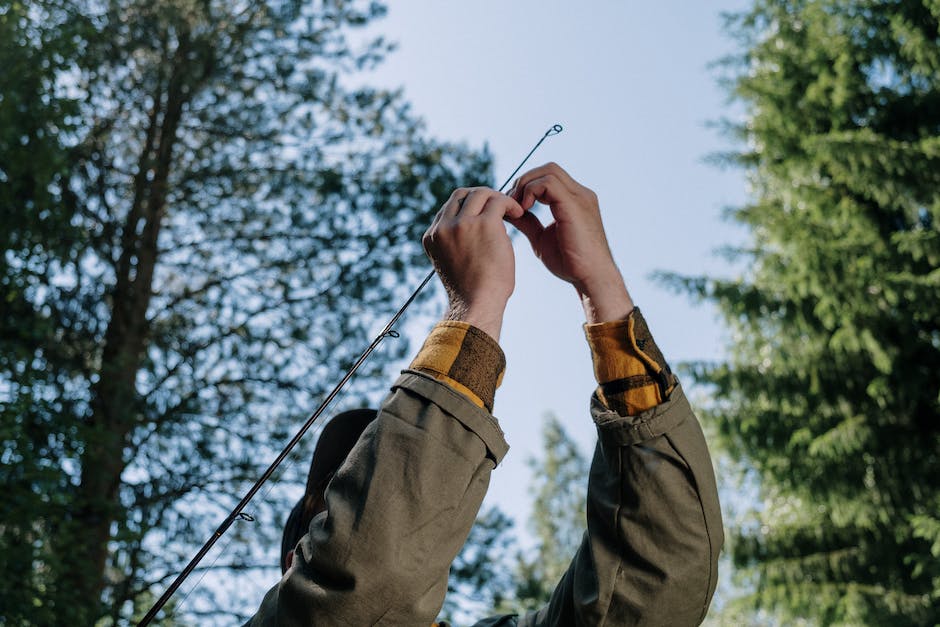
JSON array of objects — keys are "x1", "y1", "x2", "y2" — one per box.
[
  {"x1": 1, "y1": 4, "x2": 96, "y2": 624},
  {"x1": 437, "y1": 415, "x2": 590, "y2": 621},
  {"x1": 441, "y1": 507, "x2": 518, "y2": 624},
  {"x1": 668, "y1": 1, "x2": 940, "y2": 623},
  {"x1": 512, "y1": 414, "x2": 588, "y2": 612},
  {"x1": 0, "y1": 1, "x2": 491, "y2": 624}
]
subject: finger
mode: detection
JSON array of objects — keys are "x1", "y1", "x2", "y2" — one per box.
[
  {"x1": 505, "y1": 210, "x2": 545, "y2": 251},
  {"x1": 480, "y1": 193, "x2": 525, "y2": 221},
  {"x1": 515, "y1": 175, "x2": 571, "y2": 214},
  {"x1": 509, "y1": 162, "x2": 577, "y2": 202},
  {"x1": 504, "y1": 195, "x2": 525, "y2": 220},
  {"x1": 444, "y1": 187, "x2": 473, "y2": 218},
  {"x1": 507, "y1": 177, "x2": 521, "y2": 198},
  {"x1": 457, "y1": 187, "x2": 505, "y2": 217},
  {"x1": 430, "y1": 188, "x2": 468, "y2": 232}
]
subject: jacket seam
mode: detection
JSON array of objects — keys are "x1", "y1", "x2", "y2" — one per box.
[
  {"x1": 600, "y1": 444, "x2": 627, "y2": 627},
  {"x1": 664, "y1": 431, "x2": 715, "y2": 624}
]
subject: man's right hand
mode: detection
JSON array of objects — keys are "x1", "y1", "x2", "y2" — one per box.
[
  {"x1": 507, "y1": 162, "x2": 634, "y2": 324},
  {"x1": 423, "y1": 187, "x2": 524, "y2": 341}
]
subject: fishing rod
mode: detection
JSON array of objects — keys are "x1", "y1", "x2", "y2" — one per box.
[{"x1": 139, "y1": 123, "x2": 563, "y2": 626}]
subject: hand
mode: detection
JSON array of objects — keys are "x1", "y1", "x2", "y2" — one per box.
[
  {"x1": 423, "y1": 187, "x2": 524, "y2": 340},
  {"x1": 507, "y1": 163, "x2": 634, "y2": 323}
]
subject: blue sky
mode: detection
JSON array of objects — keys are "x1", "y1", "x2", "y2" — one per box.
[{"x1": 361, "y1": 0, "x2": 751, "y2": 541}]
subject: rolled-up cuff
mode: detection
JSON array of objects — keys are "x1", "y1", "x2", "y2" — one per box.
[
  {"x1": 394, "y1": 371, "x2": 509, "y2": 464},
  {"x1": 583, "y1": 307, "x2": 677, "y2": 415},
  {"x1": 408, "y1": 321, "x2": 506, "y2": 412}
]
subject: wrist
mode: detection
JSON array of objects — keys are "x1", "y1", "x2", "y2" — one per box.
[
  {"x1": 576, "y1": 274, "x2": 634, "y2": 324},
  {"x1": 446, "y1": 300, "x2": 506, "y2": 342}
]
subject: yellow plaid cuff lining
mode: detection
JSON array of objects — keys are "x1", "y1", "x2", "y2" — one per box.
[
  {"x1": 584, "y1": 308, "x2": 677, "y2": 415},
  {"x1": 409, "y1": 321, "x2": 506, "y2": 412}
]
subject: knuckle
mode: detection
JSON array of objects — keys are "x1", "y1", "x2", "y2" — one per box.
[{"x1": 571, "y1": 181, "x2": 593, "y2": 200}]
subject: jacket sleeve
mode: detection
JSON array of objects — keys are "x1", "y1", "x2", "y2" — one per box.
[
  {"x1": 247, "y1": 370, "x2": 509, "y2": 627},
  {"x1": 518, "y1": 316, "x2": 724, "y2": 626}
]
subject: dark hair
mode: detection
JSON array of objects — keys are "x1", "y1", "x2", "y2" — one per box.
[{"x1": 280, "y1": 408, "x2": 377, "y2": 573}]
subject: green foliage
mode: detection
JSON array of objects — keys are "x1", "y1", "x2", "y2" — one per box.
[
  {"x1": 671, "y1": 0, "x2": 940, "y2": 623},
  {"x1": 0, "y1": 3, "x2": 92, "y2": 623},
  {"x1": 442, "y1": 507, "x2": 517, "y2": 624},
  {"x1": 0, "y1": 1, "x2": 491, "y2": 624},
  {"x1": 437, "y1": 415, "x2": 590, "y2": 621},
  {"x1": 512, "y1": 414, "x2": 588, "y2": 612}
]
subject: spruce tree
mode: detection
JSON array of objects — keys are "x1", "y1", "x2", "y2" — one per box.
[{"x1": 672, "y1": 1, "x2": 940, "y2": 623}]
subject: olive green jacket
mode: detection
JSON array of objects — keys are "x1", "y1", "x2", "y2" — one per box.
[{"x1": 247, "y1": 364, "x2": 722, "y2": 626}]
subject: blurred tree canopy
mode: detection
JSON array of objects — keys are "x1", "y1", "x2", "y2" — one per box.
[
  {"x1": 440, "y1": 415, "x2": 590, "y2": 622},
  {"x1": 511, "y1": 414, "x2": 588, "y2": 613},
  {"x1": 442, "y1": 507, "x2": 517, "y2": 623},
  {"x1": 0, "y1": 0, "x2": 492, "y2": 624},
  {"x1": 667, "y1": 0, "x2": 940, "y2": 623}
]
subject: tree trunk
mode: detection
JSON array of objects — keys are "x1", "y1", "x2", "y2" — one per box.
[{"x1": 57, "y1": 33, "x2": 190, "y2": 622}]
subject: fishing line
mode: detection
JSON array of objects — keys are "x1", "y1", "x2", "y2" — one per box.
[{"x1": 139, "y1": 123, "x2": 563, "y2": 626}]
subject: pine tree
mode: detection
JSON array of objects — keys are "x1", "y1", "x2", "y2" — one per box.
[
  {"x1": 670, "y1": 1, "x2": 940, "y2": 623},
  {"x1": 437, "y1": 417, "x2": 591, "y2": 622},
  {"x1": 512, "y1": 415, "x2": 588, "y2": 611},
  {"x1": 0, "y1": 1, "x2": 491, "y2": 624},
  {"x1": 1, "y1": 5, "x2": 99, "y2": 623},
  {"x1": 442, "y1": 507, "x2": 517, "y2": 623}
]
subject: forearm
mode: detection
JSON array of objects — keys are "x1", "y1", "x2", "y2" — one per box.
[
  {"x1": 248, "y1": 372, "x2": 508, "y2": 626},
  {"x1": 248, "y1": 317, "x2": 508, "y2": 626},
  {"x1": 575, "y1": 268, "x2": 634, "y2": 325},
  {"x1": 595, "y1": 388, "x2": 722, "y2": 624},
  {"x1": 522, "y1": 310, "x2": 723, "y2": 627},
  {"x1": 521, "y1": 388, "x2": 721, "y2": 627}
]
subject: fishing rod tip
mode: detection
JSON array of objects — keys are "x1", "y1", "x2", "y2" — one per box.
[{"x1": 547, "y1": 124, "x2": 563, "y2": 136}]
